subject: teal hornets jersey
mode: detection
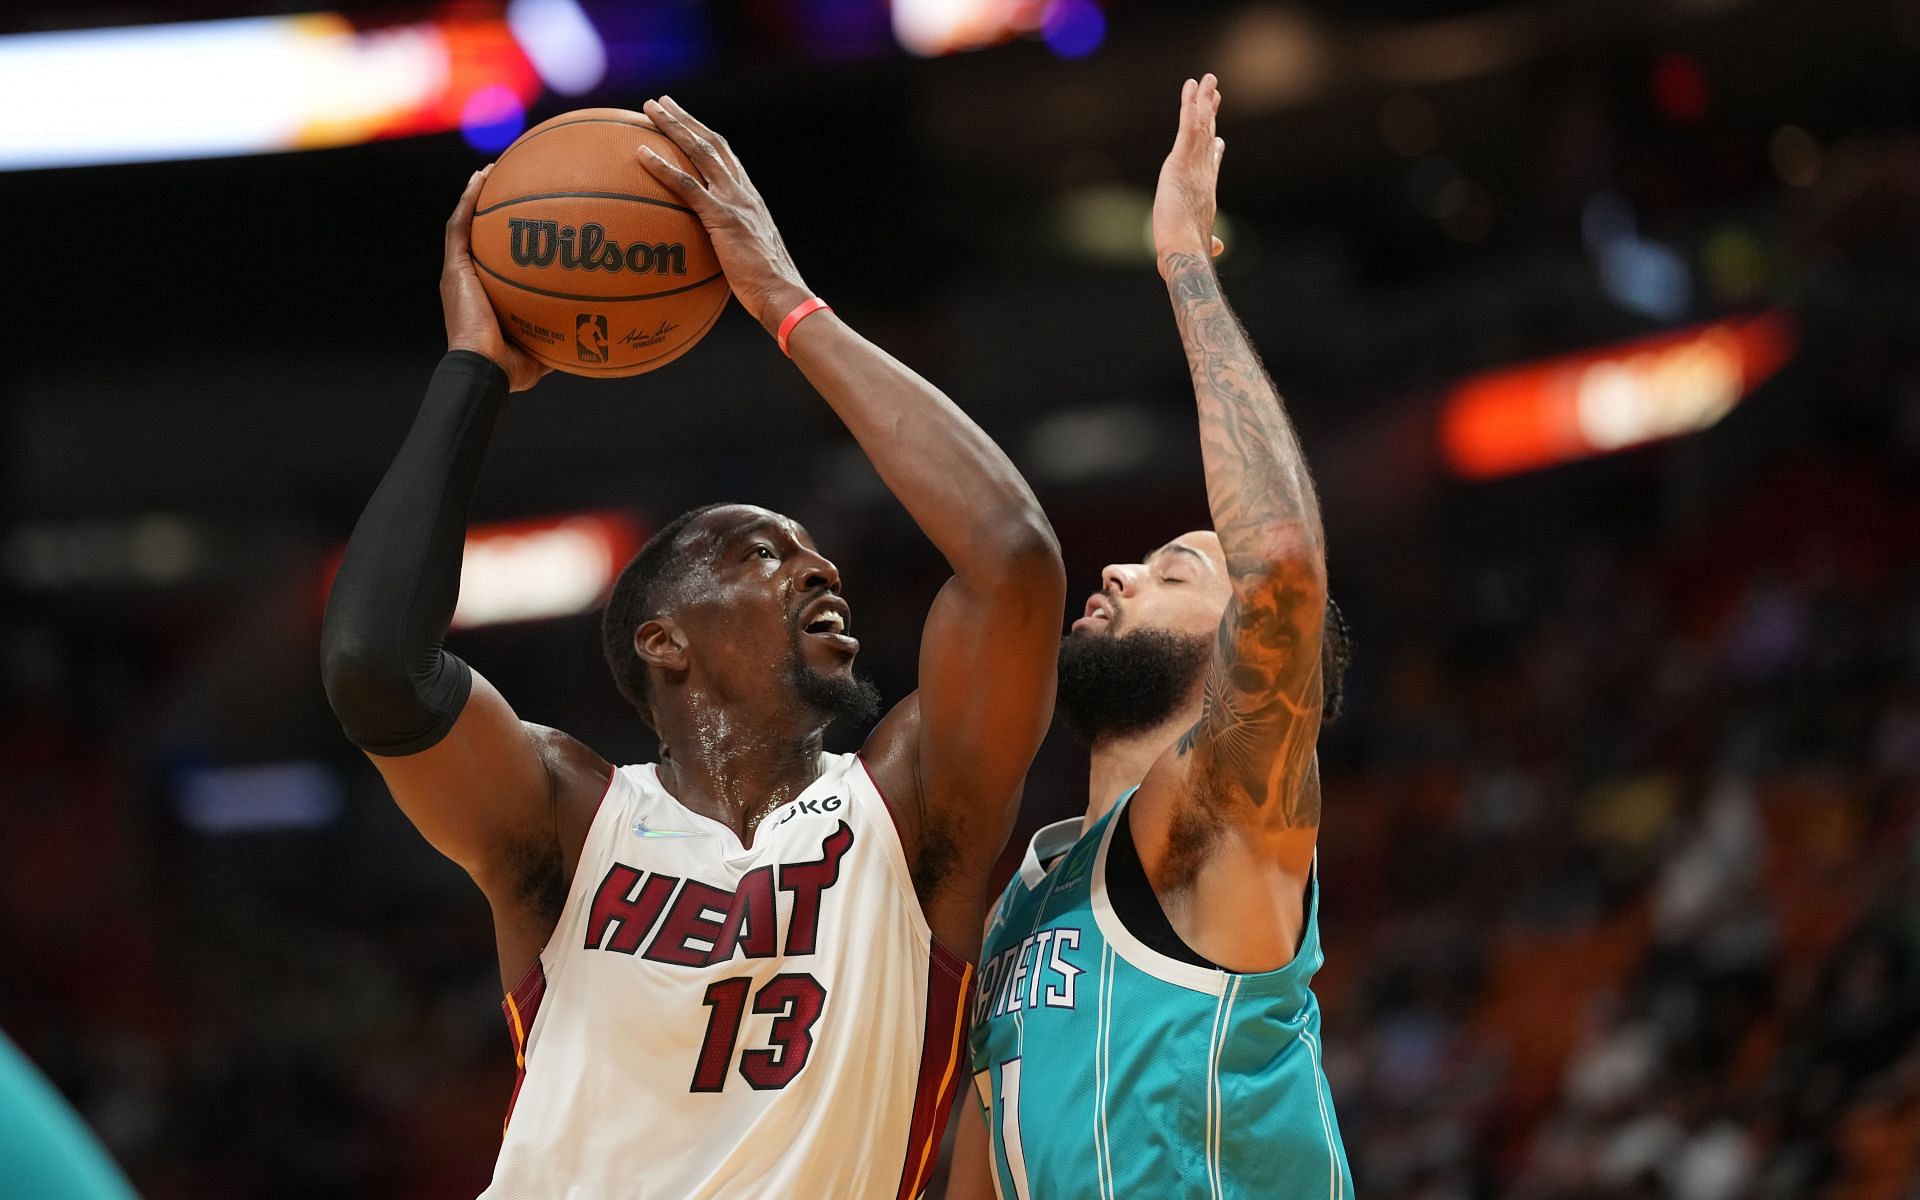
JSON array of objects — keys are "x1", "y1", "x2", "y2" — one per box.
[
  {"x1": 0, "y1": 1031, "x2": 137, "y2": 1200},
  {"x1": 967, "y1": 794, "x2": 1353, "y2": 1200}
]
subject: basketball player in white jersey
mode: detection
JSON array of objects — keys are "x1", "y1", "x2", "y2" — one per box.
[{"x1": 320, "y1": 95, "x2": 1066, "y2": 1199}]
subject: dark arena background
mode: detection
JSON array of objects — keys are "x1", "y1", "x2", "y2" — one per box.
[{"x1": 5, "y1": 0, "x2": 1920, "y2": 1195}]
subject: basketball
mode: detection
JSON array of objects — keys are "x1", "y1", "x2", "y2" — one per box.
[{"x1": 471, "y1": 109, "x2": 728, "y2": 378}]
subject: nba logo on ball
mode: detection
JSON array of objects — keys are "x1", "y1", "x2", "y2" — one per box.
[{"x1": 576, "y1": 314, "x2": 609, "y2": 363}]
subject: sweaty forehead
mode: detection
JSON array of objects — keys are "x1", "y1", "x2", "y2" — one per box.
[{"x1": 685, "y1": 505, "x2": 813, "y2": 555}]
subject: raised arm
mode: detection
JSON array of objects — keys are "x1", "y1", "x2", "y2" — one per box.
[
  {"x1": 1134, "y1": 77, "x2": 1328, "y2": 965},
  {"x1": 638, "y1": 98, "x2": 1065, "y2": 952},
  {"x1": 320, "y1": 170, "x2": 607, "y2": 986}
]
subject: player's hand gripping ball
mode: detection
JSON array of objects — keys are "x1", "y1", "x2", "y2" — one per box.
[{"x1": 471, "y1": 109, "x2": 729, "y2": 378}]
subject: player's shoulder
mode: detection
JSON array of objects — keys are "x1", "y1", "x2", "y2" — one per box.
[
  {"x1": 856, "y1": 692, "x2": 921, "y2": 802},
  {"x1": 519, "y1": 722, "x2": 615, "y2": 851},
  {"x1": 522, "y1": 721, "x2": 610, "y2": 794}
]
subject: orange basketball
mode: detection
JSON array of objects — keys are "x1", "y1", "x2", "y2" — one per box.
[{"x1": 472, "y1": 109, "x2": 728, "y2": 378}]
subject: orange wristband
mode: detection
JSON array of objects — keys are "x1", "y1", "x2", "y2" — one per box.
[{"x1": 776, "y1": 297, "x2": 831, "y2": 357}]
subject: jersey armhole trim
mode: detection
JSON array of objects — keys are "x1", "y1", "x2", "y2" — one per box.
[
  {"x1": 891, "y1": 940, "x2": 977, "y2": 1200},
  {"x1": 1090, "y1": 797, "x2": 1328, "y2": 1000},
  {"x1": 517, "y1": 763, "x2": 633, "y2": 998},
  {"x1": 499, "y1": 957, "x2": 549, "y2": 1136},
  {"x1": 1089, "y1": 802, "x2": 1229, "y2": 996},
  {"x1": 853, "y1": 754, "x2": 939, "y2": 954},
  {"x1": 553, "y1": 761, "x2": 619, "y2": 883}
]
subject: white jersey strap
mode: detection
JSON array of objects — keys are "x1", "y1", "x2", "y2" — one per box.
[{"x1": 1018, "y1": 818, "x2": 1085, "y2": 889}]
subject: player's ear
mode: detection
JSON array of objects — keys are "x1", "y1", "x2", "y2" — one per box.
[{"x1": 635, "y1": 618, "x2": 688, "y2": 672}]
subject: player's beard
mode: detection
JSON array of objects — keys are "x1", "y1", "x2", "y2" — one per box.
[
  {"x1": 789, "y1": 644, "x2": 882, "y2": 730},
  {"x1": 1057, "y1": 627, "x2": 1212, "y2": 745}
]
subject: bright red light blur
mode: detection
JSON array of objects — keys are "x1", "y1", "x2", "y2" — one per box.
[
  {"x1": 321, "y1": 510, "x2": 646, "y2": 629},
  {"x1": 1440, "y1": 312, "x2": 1795, "y2": 480}
]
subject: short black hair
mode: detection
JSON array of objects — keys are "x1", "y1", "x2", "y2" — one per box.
[{"x1": 600, "y1": 502, "x2": 735, "y2": 731}]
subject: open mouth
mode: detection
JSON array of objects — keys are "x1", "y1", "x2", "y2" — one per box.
[
  {"x1": 800, "y1": 597, "x2": 859, "y2": 653},
  {"x1": 1071, "y1": 592, "x2": 1116, "y2": 634},
  {"x1": 805, "y1": 610, "x2": 846, "y2": 635}
]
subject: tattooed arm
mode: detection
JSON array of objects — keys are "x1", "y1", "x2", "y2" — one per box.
[
  {"x1": 1163, "y1": 246, "x2": 1327, "y2": 830},
  {"x1": 1129, "y1": 74, "x2": 1328, "y2": 971}
]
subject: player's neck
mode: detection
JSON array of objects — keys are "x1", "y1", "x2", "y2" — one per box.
[
  {"x1": 1084, "y1": 707, "x2": 1198, "y2": 829},
  {"x1": 653, "y1": 708, "x2": 828, "y2": 842}
]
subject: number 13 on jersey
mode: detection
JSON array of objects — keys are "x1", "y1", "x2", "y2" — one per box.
[
  {"x1": 692, "y1": 973, "x2": 827, "y2": 1092},
  {"x1": 973, "y1": 1058, "x2": 1033, "y2": 1200}
]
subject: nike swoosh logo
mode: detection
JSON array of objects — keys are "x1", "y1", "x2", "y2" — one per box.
[{"x1": 633, "y1": 818, "x2": 704, "y2": 839}]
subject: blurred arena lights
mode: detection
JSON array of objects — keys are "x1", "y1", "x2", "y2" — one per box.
[
  {"x1": 6, "y1": 514, "x2": 207, "y2": 589},
  {"x1": 461, "y1": 83, "x2": 529, "y2": 153},
  {"x1": 1440, "y1": 313, "x2": 1795, "y2": 480},
  {"x1": 175, "y1": 761, "x2": 345, "y2": 835},
  {"x1": 0, "y1": 3, "x2": 596, "y2": 170},
  {"x1": 1027, "y1": 404, "x2": 1160, "y2": 482},
  {"x1": 1055, "y1": 183, "x2": 1151, "y2": 263},
  {"x1": 448, "y1": 511, "x2": 645, "y2": 629},
  {"x1": 893, "y1": 0, "x2": 1102, "y2": 57},
  {"x1": 506, "y1": 0, "x2": 606, "y2": 94},
  {"x1": 1701, "y1": 225, "x2": 1768, "y2": 304},
  {"x1": 1768, "y1": 125, "x2": 1822, "y2": 188},
  {"x1": 1650, "y1": 51, "x2": 1712, "y2": 124},
  {"x1": 315, "y1": 511, "x2": 643, "y2": 628},
  {"x1": 1359, "y1": 10, "x2": 1537, "y2": 86},
  {"x1": 1054, "y1": 182, "x2": 1236, "y2": 266},
  {"x1": 1584, "y1": 191, "x2": 1693, "y2": 320},
  {"x1": 1041, "y1": 0, "x2": 1106, "y2": 58},
  {"x1": 1214, "y1": 7, "x2": 1330, "y2": 110}
]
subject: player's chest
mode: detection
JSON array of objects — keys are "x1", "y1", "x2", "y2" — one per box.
[{"x1": 576, "y1": 798, "x2": 862, "y2": 971}]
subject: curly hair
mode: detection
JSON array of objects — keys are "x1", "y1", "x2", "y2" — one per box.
[{"x1": 1322, "y1": 595, "x2": 1354, "y2": 724}]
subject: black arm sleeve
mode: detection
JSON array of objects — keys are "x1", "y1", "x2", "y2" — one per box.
[{"x1": 319, "y1": 350, "x2": 508, "y2": 755}]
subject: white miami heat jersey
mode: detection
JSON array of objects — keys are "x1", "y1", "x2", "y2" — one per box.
[{"x1": 482, "y1": 751, "x2": 973, "y2": 1200}]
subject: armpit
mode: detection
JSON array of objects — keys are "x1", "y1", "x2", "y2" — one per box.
[{"x1": 503, "y1": 836, "x2": 569, "y2": 926}]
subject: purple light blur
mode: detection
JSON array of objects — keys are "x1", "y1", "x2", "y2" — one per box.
[
  {"x1": 461, "y1": 84, "x2": 526, "y2": 154},
  {"x1": 1043, "y1": 0, "x2": 1105, "y2": 59}
]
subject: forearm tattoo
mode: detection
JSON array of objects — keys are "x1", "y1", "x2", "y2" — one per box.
[{"x1": 1164, "y1": 252, "x2": 1326, "y2": 829}]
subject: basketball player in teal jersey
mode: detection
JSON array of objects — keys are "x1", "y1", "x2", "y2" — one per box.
[
  {"x1": 949, "y1": 74, "x2": 1354, "y2": 1200},
  {"x1": 0, "y1": 1032, "x2": 138, "y2": 1199}
]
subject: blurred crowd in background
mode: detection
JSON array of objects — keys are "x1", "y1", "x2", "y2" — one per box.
[
  {"x1": 5, "y1": 0, "x2": 1920, "y2": 1195},
  {"x1": 1312, "y1": 457, "x2": 1920, "y2": 1200}
]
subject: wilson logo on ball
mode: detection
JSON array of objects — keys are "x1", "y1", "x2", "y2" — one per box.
[{"x1": 508, "y1": 219, "x2": 689, "y2": 275}]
